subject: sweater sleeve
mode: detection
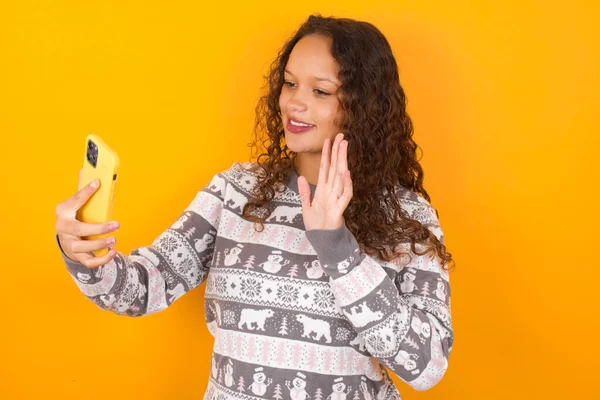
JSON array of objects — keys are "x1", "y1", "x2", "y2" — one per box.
[
  {"x1": 56, "y1": 172, "x2": 227, "y2": 317},
  {"x1": 304, "y1": 202, "x2": 453, "y2": 391}
]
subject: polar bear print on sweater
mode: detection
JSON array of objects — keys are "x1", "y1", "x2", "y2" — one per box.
[
  {"x1": 349, "y1": 334, "x2": 366, "y2": 351},
  {"x1": 267, "y1": 205, "x2": 302, "y2": 224},
  {"x1": 346, "y1": 301, "x2": 384, "y2": 328},
  {"x1": 225, "y1": 186, "x2": 248, "y2": 212},
  {"x1": 238, "y1": 308, "x2": 274, "y2": 331},
  {"x1": 296, "y1": 314, "x2": 332, "y2": 343},
  {"x1": 208, "y1": 175, "x2": 226, "y2": 195},
  {"x1": 167, "y1": 282, "x2": 185, "y2": 303}
]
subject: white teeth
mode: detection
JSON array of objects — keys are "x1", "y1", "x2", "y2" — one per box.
[{"x1": 290, "y1": 119, "x2": 312, "y2": 127}]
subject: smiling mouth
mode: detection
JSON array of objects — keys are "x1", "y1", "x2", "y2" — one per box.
[
  {"x1": 289, "y1": 118, "x2": 314, "y2": 127},
  {"x1": 286, "y1": 117, "x2": 315, "y2": 133}
]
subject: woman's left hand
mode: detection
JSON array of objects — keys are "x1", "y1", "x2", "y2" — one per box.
[{"x1": 298, "y1": 133, "x2": 353, "y2": 231}]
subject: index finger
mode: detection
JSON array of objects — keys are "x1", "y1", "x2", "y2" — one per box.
[
  {"x1": 318, "y1": 138, "x2": 330, "y2": 186},
  {"x1": 66, "y1": 178, "x2": 100, "y2": 211},
  {"x1": 327, "y1": 133, "x2": 344, "y2": 185}
]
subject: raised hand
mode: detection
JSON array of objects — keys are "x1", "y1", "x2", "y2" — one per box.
[
  {"x1": 298, "y1": 133, "x2": 353, "y2": 231},
  {"x1": 54, "y1": 169, "x2": 120, "y2": 267}
]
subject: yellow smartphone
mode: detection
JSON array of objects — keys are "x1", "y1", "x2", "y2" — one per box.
[{"x1": 76, "y1": 134, "x2": 120, "y2": 257}]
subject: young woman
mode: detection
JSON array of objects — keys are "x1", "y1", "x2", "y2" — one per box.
[{"x1": 55, "y1": 14, "x2": 454, "y2": 400}]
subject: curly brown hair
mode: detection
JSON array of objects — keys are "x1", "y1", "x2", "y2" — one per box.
[{"x1": 242, "y1": 14, "x2": 454, "y2": 271}]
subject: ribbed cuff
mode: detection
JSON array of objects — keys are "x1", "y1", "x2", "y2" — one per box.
[
  {"x1": 304, "y1": 223, "x2": 364, "y2": 280},
  {"x1": 55, "y1": 234, "x2": 93, "y2": 277}
]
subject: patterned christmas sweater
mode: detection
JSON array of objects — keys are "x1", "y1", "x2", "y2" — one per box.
[{"x1": 57, "y1": 161, "x2": 453, "y2": 400}]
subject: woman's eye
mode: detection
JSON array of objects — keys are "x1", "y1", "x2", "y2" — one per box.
[
  {"x1": 283, "y1": 81, "x2": 295, "y2": 87},
  {"x1": 315, "y1": 89, "x2": 330, "y2": 96}
]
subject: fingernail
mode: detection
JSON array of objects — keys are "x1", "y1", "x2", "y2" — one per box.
[
  {"x1": 107, "y1": 237, "x2": 116, "y2": 245},
  {"x1": 109, "y1": 221, "x2": 120, "y2": 230},
  {"x1": 90, "y1": 179, "x2": 99, "y2": 188}
]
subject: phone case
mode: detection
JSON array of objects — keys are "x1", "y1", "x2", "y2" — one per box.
[{"x1": 76, "y1": 133, "x2": 120, "y2": 257}]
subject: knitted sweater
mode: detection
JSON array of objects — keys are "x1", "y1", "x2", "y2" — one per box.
[{"x1": 57, "y1": 161, "x2": 453, "y2": 400}]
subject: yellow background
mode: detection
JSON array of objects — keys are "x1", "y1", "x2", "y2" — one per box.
[{"x1": 1, "y1": 1, "x2": 598, "y2": 398}]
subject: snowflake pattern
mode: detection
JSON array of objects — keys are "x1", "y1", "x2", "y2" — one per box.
[
  {"x1": 314, "y1": 288, "x2": 335, "y2": 309},
  {"x1": 366, "y1": 334, "x2": 387, "y2": 353},
  {"x1": 411, "y1": 206, "x2": 430, "y2": 222},
  {"x1": 335, "y1": 327, "x2": 352, "y2": 341},
  {"x1": 180, "y1": 257, "x2": 195, "y2": 273},
  {"x1": 277, "y1": 283, "x2": 299, "y2": 303},
  {"x1": 222, "y1": 310, "x2": 236, "y2": 325},
  {"x1": 158, "y1": 235, "x2": 178, "y2": 253},
  {"x1": 241, "y1": 277, "x2": 262, "y2": 298},
  {"x1": 215, "y1": 276, "x2": 227, "y2": 294},
  {"x1": 62, "y1": 163, "x2": 453, "y2": 398}
]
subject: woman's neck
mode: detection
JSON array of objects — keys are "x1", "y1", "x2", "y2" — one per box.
[{"x1": 293, "y1": 153, "x2": 321, "y2": 186}]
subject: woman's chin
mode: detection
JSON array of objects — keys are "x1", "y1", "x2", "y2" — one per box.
[
  {"x1": 284, "y1": 139, "x2": 308, "y2": 154},
  {"x1": 284, "y1": 134, "x2": 310, "y2": 151}
]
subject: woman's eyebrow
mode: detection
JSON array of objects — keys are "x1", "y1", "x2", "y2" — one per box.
[{"x1": 284, "y1": 69, "x2": 338, "y2": 85}]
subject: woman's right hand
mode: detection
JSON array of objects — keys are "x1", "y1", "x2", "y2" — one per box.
[{"x1": 54, "y1": 170, "x2": 120, "y2": 268}]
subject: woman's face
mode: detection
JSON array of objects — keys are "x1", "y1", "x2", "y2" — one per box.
[{"x1": 279, "y1": 34, "x2": 342, "y2": 154}]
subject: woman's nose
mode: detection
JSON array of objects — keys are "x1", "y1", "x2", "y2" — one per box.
[{"x1": 287, "y1": 91, "x2": 308, "y2": 112}]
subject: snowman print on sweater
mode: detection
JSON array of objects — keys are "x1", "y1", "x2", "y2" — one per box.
[
  {"x1": 399, "y1": 269, "x2": 418, "y2": 294},
  {"x1": 326, "y1": 377, "x2": 352, "y2": 400},
  {"x1": 194, "y1": 230, "x2": 215, "y2": 253},
  {"x1": 259, "y1": 250, "x2": 290, "y2": 274},
  {"x1": 335, "y1": 257, "x2": 352, "y2": 275},
  {"x1": 305, "y1": 259, "x2": 324, "y2": 279},
  {"x1": 359, "y1": 376, "x2": 375, "y2": 400},
  {"x1": 433, "y1": 279, "x2": 447, "y2": 302},
  {"x1": 410, "y1": 315, "x2": 431, "y2": 344},
  {"x1": 248, "y1": 367, "x2": 272, "y2": 396},
  {"x1": 211, "y1": 355, "x2": 218, "y2": 380},
  {"x1": 171, "y1": 212, "x2": 190, "y2": 230},
  {"x1": 223, "y1": 359, "x2": 234, "y2": 387},
  {"x1": 286, "y1": 371, "x2": 309, "y2": 400},
  {"x1": 224, "y1": 244, "x2": 244, "y2": 267},
  {"x1": 393, "y1": 350, "x2": 420, "y2": 375}
]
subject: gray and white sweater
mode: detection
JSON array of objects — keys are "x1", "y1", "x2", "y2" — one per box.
[{"x1": 57, "y1": 161, "x2": 453, "y2": 400}]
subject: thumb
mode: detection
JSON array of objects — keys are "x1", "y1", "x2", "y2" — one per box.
[{"x1": 297, "y1": 176, "x2": 312, "y2": 212}]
